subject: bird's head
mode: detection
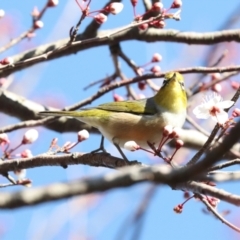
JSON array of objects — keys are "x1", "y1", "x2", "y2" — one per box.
[{"x1": 154, "y1": 72, "x2": 187, "y2": 113}]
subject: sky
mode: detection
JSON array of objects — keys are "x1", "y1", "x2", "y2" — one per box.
[{"x1": 0, "y1": 1, "x2": 240, "y2": 240}]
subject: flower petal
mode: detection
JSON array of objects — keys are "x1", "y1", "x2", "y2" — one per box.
[
  {"x1": 193, "y1": 105, "x2": 210, "y2": 119},
  {"x1": 217, "y1": 100, "x2": 234, "y2": 109},
  {"x1": 212, "y1": 110, "x2": 229, "y2": 124}
]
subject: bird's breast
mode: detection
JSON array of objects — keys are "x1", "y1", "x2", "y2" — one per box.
[{"x1": 97, "y1": 110, "x2": 186, "y2": 148}]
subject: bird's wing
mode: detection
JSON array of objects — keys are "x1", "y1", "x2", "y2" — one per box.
[{"x1": 96, "y1": 98, "x2": 156, "y2": 115}]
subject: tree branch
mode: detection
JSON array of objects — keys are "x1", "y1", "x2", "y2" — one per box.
[
  {"x1": 0, "y1": 152, "x2": 141, "y2": 173},
  {"x1": 2, "y1": 28, "x2": 240, "y2": 77}
]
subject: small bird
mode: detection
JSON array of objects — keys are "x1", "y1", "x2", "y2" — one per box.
[{"x1": 39, "y1": 72, "x2": 187, "y2": 158}]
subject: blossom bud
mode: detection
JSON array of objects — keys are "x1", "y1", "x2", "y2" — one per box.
[
  {"x1": 77, "y1": 130, "x2": 89, "y2": 142},
  {"x1": 232, "y1": 108, "x2": 240, "y2": 118},
  {"x1": 124, "y1": 141, "x2": 140, "y2": 151},
  {"x1": 94, "y1": 13, "x2": 107, "y2": 24},
  {"x1": 173, "y1": 204, "x2": 183, "y2": 213},
  {"x1": 138, "y1": 81, "x2": 146, "y2": 90},
  {"x1": 138, "y1": 23, "x2": 148, "y2": 31},
  {"x1": 31, "y1": 6, "x2": 40, "y2": 18},
  {"x1": 151, "y1": 53, "x2": 162, "y2": 63},
  {"x1": 50, "y1": 138, "x2": 58, "y2": 148},
  {"x1": 0, "y1": 133, "x2": 9, "y2": 146},
  {"x1": 34, "y1": 20, "x2": 44, "y2": 29},
  {"x1": 171, "y1": 0, "x2": 182, "y2": 9},
  {"x1": 131, "y1": 0, "x2": 138, "y2": 7},
  {"x1": 153, "y1": 20, "x2": 165, "y2": 28},
  {"x1": 21, "y1": 149, "x2": 33, "y2": 158},
  {"x1": 0, "y1": 57, "x2": 13, "y2": 65},
  {"x1": 17, "y1": 179, "x2": 32, "y2": 187},
  {"x1": 106, "y1": 2, "x2": 124, "y2": 15},
  {"x1": 208, "y1": 197, "x2": 220, "y2": 208},
  {"x1": 113, "y1": 93, "x2": 124, "y2": 102},
  {"x1": 47, "y1": 0, "x2": 59, "y2": 7},
  {"x1": 211, "y1": 83, "x2": 222, "y2": 93},
  {"x1": 150, "y1": 65, "x2": 161, "y2": 73},
  {"x1": 152, "y1": 2, "x2": 163, "y2": 12},
  {"x1": 231, "y1": 81, "x2": 239, "y2": 90},
  {"x1": 183, "y1": 191, "x2": 190, "y2": 199},
  {"x1": 175, "y1": 139, "x2": 184, "y2": 149},
  {"x1": 163, "y1": 125, "x2": 173, "y2": 137},
  {"x1": 0, "y1": 9, "x2": 5, "y2": 18},
  {"x1": 169, "y1": 127, "x2": 180, "y2": 139},
  {"x1": 22, "y1": 129, "x2": 39, "y2": 144},
  {"x1": 211, "y1": 73, "x2": 221, "y2": 81}
]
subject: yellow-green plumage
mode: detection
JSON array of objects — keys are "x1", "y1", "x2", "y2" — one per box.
[{"x1": 39, "y1": 72, "x2": 187, "y2": 149}]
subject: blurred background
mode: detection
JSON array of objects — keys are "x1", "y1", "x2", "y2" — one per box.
[{"x1": 0, "y1": 0, "x2": 240, "y2": 239}]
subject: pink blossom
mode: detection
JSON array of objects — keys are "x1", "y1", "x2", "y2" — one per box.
[
  {"x1": 0, "y1": 133, "x2": 9, "y2": 146},
  {"x1": 21, "y1": 149, "x2": 33, "y2": 158},
  {"x1": 113, "y1": 93, "x2": 124, "y2": 102},
  {"x1": 232, "y1": 108, "x2": 240, "y2": 118},
  {"x1": 106, "y1": 2, "x2": 124, "y2": 15},
  {"x1": 22, "y1": 129, "x2": 39, "y2": 144},
  {"x1": 94, "y1": 13, "x2": 107, "y2": 24},
  {"x1": 150, "y1": 65, "x2": 161, "y2": 73},
  {"x1": 124, "y1": 141, "x2": 140, "y2": 151},
  {"x1": 138, "y1": 23, "x2": 148, "y2": 31},
  {"x1": 47, "y1": 0, "x2": 59, "y2": 7},
  {"x1": 175, "y1": 139, "x2": 184, "y2": 149},
  {"x1": 131, "y1": 0, "x2": 138, "y2": 7},
  {"x1": 163, "y1": 125, "x2": 173, "y2": 137},
  {"x1": 31, "y1": 6, "x2": 40, "y2": 18},
  {"x1": 34, "y1": 20, "x2": 44, "y2": 29},
  {"x1": 78, "y1": 130, "x2": 90, "y2": 142},
  {"x1": 151, "y1": 53, "x2": 162, "y2": 63},
  {"x1": 193, "y1": 93, "x2": 234, "y2": 124},
  {"x1": 211, "y1": 83, "x2": 222, "y2": 93},
  {"x1": 211, "y1": 73, "x2": 221, "y2": 81},
  {"x1": 152, "y1": 2, "x2": 163, "y2": 12},
  {"x1": 171, "y1": 0, "x2": 182, "y2": 9},
  {"x1": 0, "y1": 57, "x2": 13, "y2": 65}
]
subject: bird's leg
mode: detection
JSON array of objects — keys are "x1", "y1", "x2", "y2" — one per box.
[
  {"x1": 114, "y1": 143, "x2": 129, "y2": 162},
  {"x1": 91, "y1": 135, "x2": 107, "y2": 153}
]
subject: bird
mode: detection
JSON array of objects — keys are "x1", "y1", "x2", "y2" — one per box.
[{"x1": 39, "y1": 72, "x2": 187, "y2": 159}]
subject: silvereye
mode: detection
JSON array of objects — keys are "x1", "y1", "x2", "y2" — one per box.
[{"x1": 39, "y1": 72, "x2": 187, "y2": 157}]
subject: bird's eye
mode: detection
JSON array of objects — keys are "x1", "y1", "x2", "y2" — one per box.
[
  {"x1": 179, "y1": 81, "x2": 185, "y2": 90},
  {"x1": 162, "y1": 80, "x2": 168, "y2": 86}
]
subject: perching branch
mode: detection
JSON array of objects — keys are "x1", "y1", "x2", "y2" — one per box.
[{"x1": 0, "y1": 121, "x2": 239, "y2": 209}]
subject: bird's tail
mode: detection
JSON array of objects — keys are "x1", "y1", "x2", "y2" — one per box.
[{"x1": 39, "y1": 111, "x2": 77, "y2": 118}]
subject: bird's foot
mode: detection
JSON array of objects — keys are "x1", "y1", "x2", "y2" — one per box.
[{"x1": 91, "y1": 135, "x2": 108, "y2": 154}]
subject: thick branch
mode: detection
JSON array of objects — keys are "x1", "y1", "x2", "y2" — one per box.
[
  {"x1": 2, "y1": 28, "x2": 240, "y2": 77},
  {"x1": 0, "y1": 152, "x2": 140, "y2": 173},
  {"x1": 0, "y1": 165, "x2": 240, "y2": 209},
  {"x1": 0, "y1": 89, "x2": 96, "y2": 133},
  {"x1": 0, "y1": 122, "x2": 239, "y2": 209}
]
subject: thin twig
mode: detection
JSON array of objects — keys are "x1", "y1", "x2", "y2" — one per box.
[
  {"x1": 0, "y1": 66, "x2": 240, "y2": 134},
  {"x1": 0, "y1": 2, "x2": 49, "y2": 54},
  {"x1": 199, "y1": 194, "x2": 240, "y2": 233},
  {"x1": 208, "y1": 159, "x2": 240, "y2": 171},
  {"x1": 190, "y1": 71, "x2": 239, "y2": 96}
]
